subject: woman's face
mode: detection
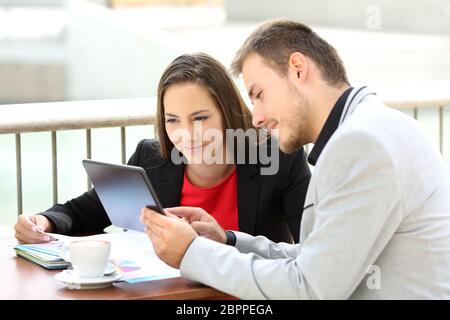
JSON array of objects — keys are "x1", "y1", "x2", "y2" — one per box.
[{"x1": 163, "y1": 82, "x2": 225, "y2": 164}]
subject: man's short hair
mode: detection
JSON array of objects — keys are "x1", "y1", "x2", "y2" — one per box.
[{"x1": 231, "y1": 18, "x2": 349, "y2": 87}]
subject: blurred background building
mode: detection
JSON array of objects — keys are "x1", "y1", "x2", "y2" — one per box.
[{"x1": 1, "y1": 0, "x2": 450, "y2": 104}]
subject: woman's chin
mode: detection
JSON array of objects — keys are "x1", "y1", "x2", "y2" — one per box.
[{"x1": 182, "y1": 151, "x2": 204, "y2": 164}]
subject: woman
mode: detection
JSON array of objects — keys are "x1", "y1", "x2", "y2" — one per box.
[{"x1": 14, "y1": 53, "x2": 311, "y2": 244}]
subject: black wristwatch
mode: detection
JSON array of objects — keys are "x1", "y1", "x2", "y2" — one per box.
[{"x1": 225, "y1": 230, "x2": 237, "y2": 246}]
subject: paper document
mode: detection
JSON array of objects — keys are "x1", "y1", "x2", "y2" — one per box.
[{"x1": 14, "y1": 230, "x2": 179, "y2": 283}]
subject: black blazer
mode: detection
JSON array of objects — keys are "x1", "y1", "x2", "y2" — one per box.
[{"x1": 42, "y1": 139, "x2": 311, "y2": 243}]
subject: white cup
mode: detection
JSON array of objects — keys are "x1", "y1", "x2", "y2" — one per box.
[{"x1": 61, "y1": 240, "x2": 111, "y2": 278}]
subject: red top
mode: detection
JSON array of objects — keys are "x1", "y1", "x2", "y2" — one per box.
[{"x1": 180, "y1": 168, "x2": 239, "y2": 231}]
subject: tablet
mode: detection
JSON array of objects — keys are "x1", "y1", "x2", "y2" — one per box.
[{"x1": 82, "y1": 159, "x2": 165, "y2": 232}]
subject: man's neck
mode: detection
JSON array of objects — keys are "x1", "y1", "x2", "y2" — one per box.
[{"x1": 311, "y1": 83, "x2": 350, "y2": 143}]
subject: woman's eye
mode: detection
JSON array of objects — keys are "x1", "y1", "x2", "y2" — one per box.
[
  {"x1": 255, "y1": 91, "x2": 263, "y2": 99},
  {"x1": 165, "y1": 118, "x2": 178, "y2": 124},
  {"x1": 194, "y1": 116, "x2": 209, "y2": 122}
]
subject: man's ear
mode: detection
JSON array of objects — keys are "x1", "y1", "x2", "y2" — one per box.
[{"x1": 289, "y1": 52, "x2": 308, "y2": 83}]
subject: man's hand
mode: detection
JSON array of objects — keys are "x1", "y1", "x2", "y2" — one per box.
[
  {"x1": 14, "y1": 214, "x2": 55, "y2": 244},
  {"x1": 140, "y1": 207, "x2": 199, "y2": 269},
  {"x1": 165, "y1": 207, "x2": 227, "y2": 244}
]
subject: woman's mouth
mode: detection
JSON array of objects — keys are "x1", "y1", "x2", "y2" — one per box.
[{"x1": 184, "y1": 143, "x2": 207, "y2": 153}]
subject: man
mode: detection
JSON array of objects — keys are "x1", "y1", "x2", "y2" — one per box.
[{"x1": 140, "y1": 19, "x2": 450, "y2": 299}]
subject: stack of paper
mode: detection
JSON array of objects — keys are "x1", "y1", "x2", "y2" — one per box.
[{"x1": 14, "y1": 241, "x2": 71, "y2": 270}]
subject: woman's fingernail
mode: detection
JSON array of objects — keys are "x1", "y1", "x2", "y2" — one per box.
[{"x1": 44, "y1": 236, "x2": 50, "y2": 242}]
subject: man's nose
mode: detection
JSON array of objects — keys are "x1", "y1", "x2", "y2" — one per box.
[{"x1": 252, "y1": 108, "x2": 267, "y2": 128}]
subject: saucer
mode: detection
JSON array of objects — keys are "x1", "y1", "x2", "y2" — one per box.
[{"x1": 55, "y1": 269, "x2": 124, "y2": 289}]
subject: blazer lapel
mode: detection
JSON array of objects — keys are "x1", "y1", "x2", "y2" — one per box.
[
  {"x1": 151, "y1": 161, "x2": 184, "y2": 208},
  {"x1": 236, "y1": 163, "x2": 261, "y2": 235}
]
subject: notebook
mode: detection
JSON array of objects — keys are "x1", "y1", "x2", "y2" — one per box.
[{"x1": 14, "y1": 240, "x2": 70, "y2": 270}]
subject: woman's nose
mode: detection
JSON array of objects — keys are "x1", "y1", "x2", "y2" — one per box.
[{"x1": 192, "y1": 123, "x2": 203, "y2": 142}]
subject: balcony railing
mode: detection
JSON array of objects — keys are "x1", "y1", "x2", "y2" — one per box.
[
  {"x1": 0, "y1": 97, "x2": 156, "y2": 217},
  {"x1": 1, "y1": 81, "x2": 450, "y2": 219}
]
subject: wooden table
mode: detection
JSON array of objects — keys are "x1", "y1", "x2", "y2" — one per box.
[{"x1": 0, "y1": 237, "x2": 234, "y2": 300}]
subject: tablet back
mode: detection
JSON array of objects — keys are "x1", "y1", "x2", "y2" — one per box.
[{"x1": 82, "y1": 159, "x2": 163, "y2": 232}]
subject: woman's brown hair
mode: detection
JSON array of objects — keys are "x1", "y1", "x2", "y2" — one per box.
[{"x1": 156, "y1": 52, "x2": 254, "y2": 159}]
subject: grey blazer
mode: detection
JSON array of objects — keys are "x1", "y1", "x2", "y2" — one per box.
[{"x1": 179, "y1": 87, "x2": 450, "y2": 299}]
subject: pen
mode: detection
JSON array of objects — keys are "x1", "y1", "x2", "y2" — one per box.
[{"x1": 36, "y1": 229, "x2": 59, "y2": 241}]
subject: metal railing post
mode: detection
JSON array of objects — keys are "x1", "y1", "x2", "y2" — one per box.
[
  {"x1": 121, "y1": 126, "x2": 126, "y2": 164},
  {"x1": 86, "y1": 129, "x2": 92, "y2": 190},
  {"x1": 15, "y1": 133, "x2": 23, "y2": 216},
  {"x1": 51, "y1": 131, "x2": 58, "y2": 204},
  {"x1": 439, "y1": 106, "x2": 444, "y2": 154}
]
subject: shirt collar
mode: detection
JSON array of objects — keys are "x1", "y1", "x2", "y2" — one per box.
[{"x1": 307, "y1": 87, "x2": 353, "y2": 166}]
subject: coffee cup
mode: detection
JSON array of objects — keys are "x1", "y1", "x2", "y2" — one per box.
[{"x1": 61, "y1": 240, "x2": 111, "y2": 278}]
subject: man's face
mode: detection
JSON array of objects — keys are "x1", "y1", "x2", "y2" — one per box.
[{"x1": 242, "y1": 53, "x2": 312, "y2": 153}]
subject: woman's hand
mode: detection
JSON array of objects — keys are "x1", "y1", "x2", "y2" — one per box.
[{"x1": 14, "y1": 214, "x2": 55, "y2": 244}]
